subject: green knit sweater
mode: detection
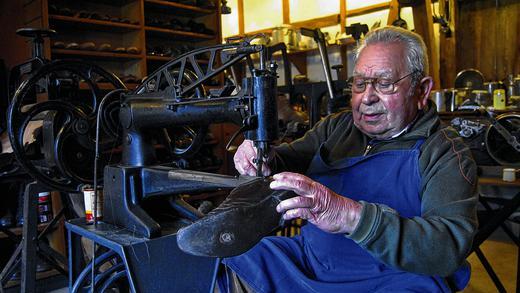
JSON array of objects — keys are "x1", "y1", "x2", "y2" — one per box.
[{"x1": 272, "y1": 101, "x2": 478, "y2": 277}]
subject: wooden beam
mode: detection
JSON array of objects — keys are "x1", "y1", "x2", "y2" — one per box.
[
  {"x1": 339, "y1": 48, "x2": 348, "y2": 80},
  {"x1": 282, "y1": 0, "x2": 290, "y2": 24},
  {"x1": 290, "y1": 14, "x2": 339, "y2": 30},
  {"x1": 412, "y1": 0, "x2": 440, "y2": 89},
  {"x1": 237, "y1": 0, "x2": 244, "y2": 35},
  {"x1": 387, "y1": 0, "x2": 399, "y2": 25},
  {"x1": 516, "y1": 5, "x2": 520, "y2": 76},
  {"x1": 340, "y1": 0, "x2": 348, "y2": 79},
  {"x1": 340, "y1": 0, "x2": 346, "y2": 33},
  {"x1": 347, "y1": 2, "x2": 391, "y2": 18},
  {"x1": 439, "y1": 0, "x2": 457, "y2": 88}
]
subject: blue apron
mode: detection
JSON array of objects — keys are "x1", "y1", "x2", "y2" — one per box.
[{"x1": 223, "y1": 140, "x2": 468, "y2": 292}]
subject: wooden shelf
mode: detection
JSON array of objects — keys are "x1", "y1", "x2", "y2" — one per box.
[
  {"x1": 51, "y1": 49, "x2": 143, "y2": 61},
  {"x1": 146, "y1": 55, "x2": 174, "y2": 61},
  {"x1": 49, "y1": 15, "x2": 140, "y2": 33},
  {"x1": 479, "y1": 177, "x2": 520, "y2": 187},
  {"x1": 144, "y1": 0, "x2": 215, "y2": 16},
  {"x1": 254, "y1": 42, "x2": 355, "y2": 59},
  {"x1": 82, "y1": 0, "x2": 135, "y2": 5},
  {"x1": 145, "y1": 26, "x2": 216, "y2": 41},
  {"x1": 346, "y1": 2, "x2": 391, "y2": 18}
]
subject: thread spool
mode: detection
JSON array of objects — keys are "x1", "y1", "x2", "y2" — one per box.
[{"x1": 83, "y1": 187, "x2": 103, "y2": 224}]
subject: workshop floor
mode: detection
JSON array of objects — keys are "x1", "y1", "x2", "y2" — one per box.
[{"x1": 464, "y1": 229, "x2": 517, "y2": 293}]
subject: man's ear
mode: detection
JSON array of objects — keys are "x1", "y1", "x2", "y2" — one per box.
[{"x1": 417, "y1": 76, "x2": 434, "y2": 110}]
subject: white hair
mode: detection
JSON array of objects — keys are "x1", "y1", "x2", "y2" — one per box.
[{"x1": 354, "y1": 26, "x2": 429, "y2": 84}]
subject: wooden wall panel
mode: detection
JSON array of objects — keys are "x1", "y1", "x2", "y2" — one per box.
[
  {"x1": 439, "y1": 0, "x2": 457, "y2": 88},
  {"x1": 457, "y1": 0, "x2": 520, "y2": 82},
  {"x1": 412, "y1": 0, "x2": 440, "y2": 89},
  {"x1": 0, "y1": 1, "x2": 31, "y2": 69}
]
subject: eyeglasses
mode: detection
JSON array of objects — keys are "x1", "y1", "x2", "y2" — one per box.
[{"x1": 351, "y1": 71, "x2": 416, "y2": 95}]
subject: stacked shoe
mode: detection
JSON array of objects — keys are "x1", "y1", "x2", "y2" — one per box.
[{"x1": 176, "y1": 177, "x2": 296, "y2": 257}]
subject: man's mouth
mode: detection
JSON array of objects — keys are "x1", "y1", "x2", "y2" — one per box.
[{"x1": 362, "y1": 112, "x2": 384, "y2": 121}]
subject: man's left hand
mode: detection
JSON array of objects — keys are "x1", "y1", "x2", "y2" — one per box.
[{"x1": 271, "y1": 172, "x2": 363, "y2": 234}]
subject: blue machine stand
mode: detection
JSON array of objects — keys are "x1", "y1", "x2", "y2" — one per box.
[{"x1": 66, "y1": 218, "x2": 219, "y2": 292}]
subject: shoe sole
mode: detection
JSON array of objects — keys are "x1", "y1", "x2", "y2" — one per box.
[{"x1": 176, "y1": 189, "x2": 291, "y2": 258}]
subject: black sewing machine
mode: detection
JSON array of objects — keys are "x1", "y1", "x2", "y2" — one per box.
[
  {"x1": 104, "y1": 40, "x2": 281, "y2": 238},
  {"x1": 7, "y1": 36, "x2": 283, "y2": 291}
]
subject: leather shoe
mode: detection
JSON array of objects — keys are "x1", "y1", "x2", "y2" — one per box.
[{"x1": 177, "y1": 177, "x2": 296, "y2": 258}]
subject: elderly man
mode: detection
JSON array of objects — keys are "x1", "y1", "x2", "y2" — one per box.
[{"x1": 223, "y1": 26, "x2": 478, "y2": 292}]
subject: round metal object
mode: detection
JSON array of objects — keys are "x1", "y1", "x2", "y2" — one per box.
[
  {"x1": 161, "y1": 69, "x2": 207, "y2": 159},
  {"x1": 485, "y1": 113, "x2": 520, "y2": 166},
  {"x1": 16, "y1": 28, "x2": 57, "y2": 38},
  {"x1": 219, "y1": 231, "x2": 235, "y2": 244},
  {"x1": 8, "y1": 60, "x2": 125, "y2": 192},
  {"x1": 71, "y1": 251, "x2": 128, "y2": 293},
  {"x1": 454, "y1": 69, "x2": 485, "y2": 90}
]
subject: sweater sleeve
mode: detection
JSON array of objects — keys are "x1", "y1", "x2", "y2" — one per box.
[
  {"x1": 347, "y1": 127, "x2": 478, "y2": 276},
  {"x1": 272, "y1": 112, "x2": 351, "y2": 174}
]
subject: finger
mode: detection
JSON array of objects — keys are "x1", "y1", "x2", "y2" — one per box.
[
  {"x1": 282, "y1": 208, "x2": 314, "y2": 221},
  {"x1": 270, "y1": 172, "x2": 316, "y2": 196},
  {"x1": 276, "y1": 196, "x2": 313, "y2": 213},
  {"x1": 235, "y1": 156, "x2": 255, "y2": 175}
]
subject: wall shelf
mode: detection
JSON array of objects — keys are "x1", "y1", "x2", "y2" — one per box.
[
  {"x1": 49, "y1": 15, "x2": 141, "y2": 33},
  {"x1": 51, "y1": 49, "x2": 143, "y2": 61},
  {"x1": 144, "y1": 0, "x2": 215, "y2": 16},
  {"x1": 22, "y1": 0, "x2": 221, "y2": 81},
  {"x1": 145, "y1": 26, "x2": 216, "y2": 41}
]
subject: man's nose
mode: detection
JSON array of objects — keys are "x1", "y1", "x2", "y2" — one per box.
[{"x1": 361, "y1": 83, "x2": 379, "y2": 104}]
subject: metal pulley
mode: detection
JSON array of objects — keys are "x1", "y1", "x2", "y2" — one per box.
[
  {"x1": 7, "y1": 60, "x2": 125, "y2": 192},
  {"x1": 485, "y1": 112, "x2": 520, "y2": 166}
]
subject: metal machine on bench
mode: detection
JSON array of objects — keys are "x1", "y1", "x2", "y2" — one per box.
[{"x1": 8, "y1": 35, "x2": 283, "y2": 292}]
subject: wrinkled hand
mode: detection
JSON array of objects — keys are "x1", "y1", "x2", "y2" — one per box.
[
  {"x1": 233, "y1": 139, "x2": 273, "y2": 176},
  {"x1": 271, "y1": 172, "x2": 362, "y2": 234}
]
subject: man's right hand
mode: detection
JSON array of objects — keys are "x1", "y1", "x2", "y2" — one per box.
[{"x1": 233, "y1": 139, "x2": 273, "y2": 176}]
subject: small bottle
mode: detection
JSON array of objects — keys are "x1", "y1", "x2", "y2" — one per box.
[{"x1": 493, "y1": 89, "x2": 506, "y2": 110}]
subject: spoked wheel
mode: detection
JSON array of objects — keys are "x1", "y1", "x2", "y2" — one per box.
[
  {"x1": 167, "y1": 125, "x2": 207, "y2": 158},
  {"x1": 485, "y1": 113, "x2": 520, "y2": 167},
  {"x1": 169, "y1": 69, "x2": 208, "y2": 159},
  {"x1": 72, "y1": 251, "x2": 130, "y2": 293},
  {"x1": 8, "y1": 60, "x2": 126, "y2": 192}
]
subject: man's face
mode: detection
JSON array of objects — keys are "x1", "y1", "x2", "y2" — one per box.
[{"x1": 351, "y1": 43, "x2": 427, "y2": 139}]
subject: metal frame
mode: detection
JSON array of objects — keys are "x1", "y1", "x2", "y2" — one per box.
[
  {"x1": 0, "y1": 181, "x2": 68, "y2": 292},
  {"x1": 66, "y1": 218, "x2": 219, "y2": 292},
  {"x1": 472, "y1": 188, "x2": 520, "y2": 293}
]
